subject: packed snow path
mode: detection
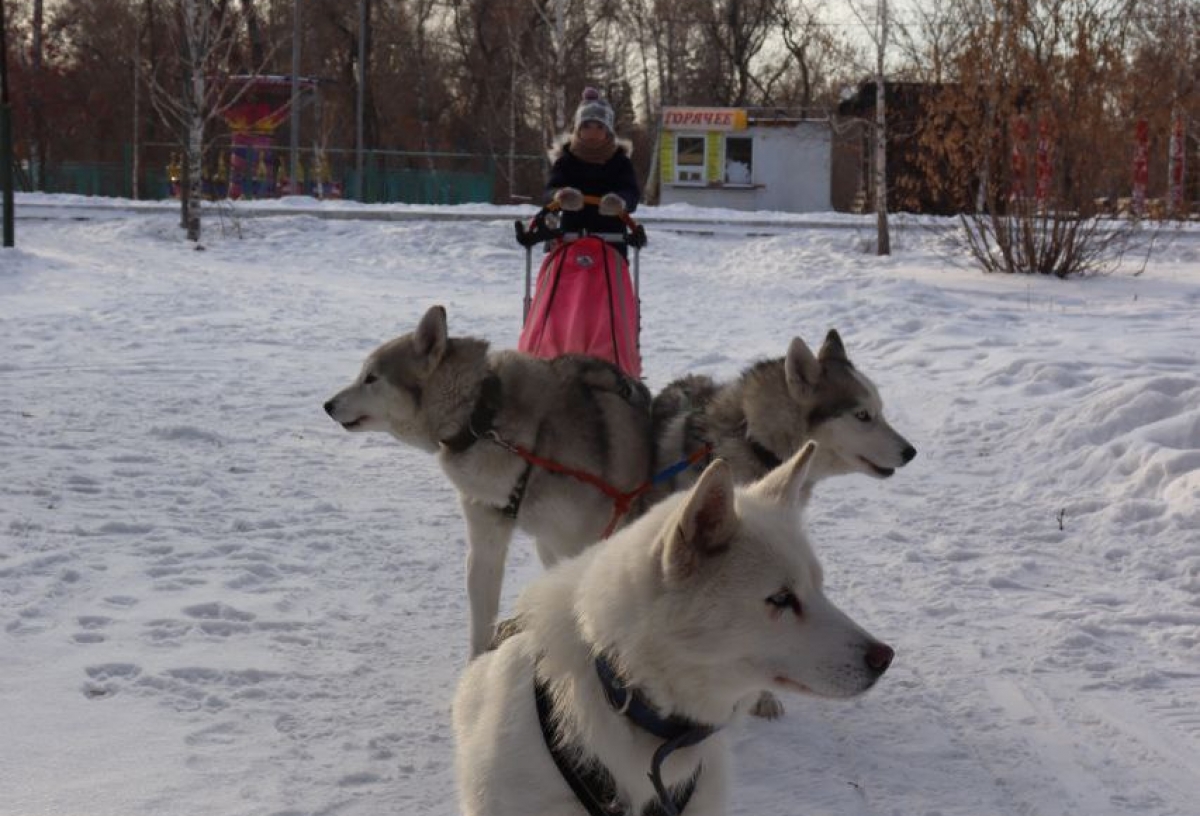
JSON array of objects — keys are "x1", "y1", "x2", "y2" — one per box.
[{"x1": 2, "y1": 202, "x2": 1199, "y2": 815}]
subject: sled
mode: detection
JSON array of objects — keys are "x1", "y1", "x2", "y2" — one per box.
[{"x1": 514, "y1": 195, "x2": 648, "y2": 379}]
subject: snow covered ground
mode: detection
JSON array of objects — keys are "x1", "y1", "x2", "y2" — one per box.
[{"x1": 2, "y1": 194, "x2": 1199, "y2": 816}]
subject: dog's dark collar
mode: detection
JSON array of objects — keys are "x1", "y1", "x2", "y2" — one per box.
[
  {"x1": 535, "y1": 669, "x2": 705, "y2": 816},
  {"x1": 440, "y1": 373, "x2": 501, "y2": 454},
  {"x1": 594, "y1": 655, "x2": 716, "y2": 815},
  {"x1": 594, "y1": 656, "x2": 712, "y2": 743},
  {"x1": 746, "y1": 435, "x2": 783, "y2": 472}
]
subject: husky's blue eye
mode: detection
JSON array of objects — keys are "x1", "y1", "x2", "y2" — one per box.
[
  {"x1": 363, "y1": 373, "x2": 378, "y2": 385},
  {"x1": 854, "y1": 410, "x2": 871, "y2": 423},
  {"x1": 767, "y1": 589, "x2": 802, "y2": 616}
]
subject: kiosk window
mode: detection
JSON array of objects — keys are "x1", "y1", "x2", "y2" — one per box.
[
  {"x1": 724, "y1": 137, "x2": 753, "y2": 184},
  {"x1": 675, "y1": 136, "x2": 705, "y2": 183}
]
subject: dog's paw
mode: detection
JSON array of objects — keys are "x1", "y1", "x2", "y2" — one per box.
[{"x1": 751, "y1": 691, "x2": 785, "y2": 720}]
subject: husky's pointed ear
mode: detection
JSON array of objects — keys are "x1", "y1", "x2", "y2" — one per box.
[
  {"x1": 414, "y1": 305, "x2": 448, "y2": 366},
  {"x1": 749, "y1": 441, "x2": 818, "y2": 507},
  {"x1": 663, "y1": 459, "x2": 738, "y2": 581},
  {"x1": 785, "y1": 336, "x2": 821, "y2": 394},
  {"x1": 817, "y1": 329, "x2": 847, "y2": 363}
]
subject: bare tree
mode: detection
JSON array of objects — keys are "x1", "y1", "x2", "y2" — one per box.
[
  {"x1": 845, "y1": 0, "x2": 892, "y2": 254},
  {"x1": 29, "y1": 0, "x2": 45, "y2": 189},
  {"x1": 891, "y1": 0, "x2": 971, "y2": 84},
  {"x1": 1124, "y1": 0, "x2": 1198, "y2": 215},
  {"x1": 774, "y1": 0, "x2": 857, "y2": 112},
  {"x1": 695, "y1": 0, "x2": 776, "y2": 106},
  {"x1": 144, "y1": 0, "x2": 275, "y2": 242}
]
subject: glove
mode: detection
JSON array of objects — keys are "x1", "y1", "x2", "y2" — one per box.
[
  {"x1": 553, "y1": 187, "x2": 584, "y2": 211},
  {"x1": 599, "y1": 192, "x2": 626, "y2": 216}
]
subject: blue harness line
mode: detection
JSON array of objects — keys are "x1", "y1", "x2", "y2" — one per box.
[{"x1": 648, "y1": 445, "x2": 712, "y2": 486}]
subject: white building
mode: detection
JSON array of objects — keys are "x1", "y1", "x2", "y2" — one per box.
[{"x1": 657, "y1": 107, "x2": 833, "y2": 213}]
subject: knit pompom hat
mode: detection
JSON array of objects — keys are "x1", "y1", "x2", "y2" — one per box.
[{"x1": 573, "y1": 87, "x2": 615, "y2": 135}]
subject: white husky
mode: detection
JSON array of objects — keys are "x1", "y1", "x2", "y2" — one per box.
[{"x1": 453, "y1": 443, "x2": 894, "y2": 816}]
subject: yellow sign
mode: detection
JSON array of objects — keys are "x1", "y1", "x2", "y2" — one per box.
[
  {"x1": 662, "y1": 107, "x2": 748, "y2": 132},
  {"x1": 659, "y1": 133, "x2": 676, "y2": 183},
  {"x1": 705, "y1": 133, "x2": 722, "y2": 182}
]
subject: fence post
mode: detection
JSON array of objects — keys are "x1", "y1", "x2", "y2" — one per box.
[{"x1": 123, "y1": 143, "x2": 133, "y2": 199}]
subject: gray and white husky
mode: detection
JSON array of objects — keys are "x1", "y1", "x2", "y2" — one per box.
[
  {"x1": 453, "y1": 442, "x2": 894, "y2": 816},
  {"x1": 324, "y1": 305, "x2": 653, "y2": 656},
  {"x1": 652, "y1": 330, "x2": 916, "y2": 504}
]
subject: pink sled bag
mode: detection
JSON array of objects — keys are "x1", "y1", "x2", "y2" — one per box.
[{"x1": 518, "y1": 235, "x2": 641, "y2": 379}]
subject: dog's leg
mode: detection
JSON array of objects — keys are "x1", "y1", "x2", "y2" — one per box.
[
  {"x1": 750, "y1": 690, "x2": 785, "y2": 720},
  {"x1": 461, "y1": 498, "x2": 516, "y2": 658},
  {"x1": 532, "y1": 536, "x2": 568, "y2": 567}
]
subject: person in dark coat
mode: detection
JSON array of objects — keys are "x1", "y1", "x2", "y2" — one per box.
[{"x1": 546, "y1": 88, "x2": 640, "y2": 255}]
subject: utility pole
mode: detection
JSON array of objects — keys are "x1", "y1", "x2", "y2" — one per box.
[
  {"x1": 289, "y1": 0, "x2": 300, "y2": 195},
  {"x1": 1, "y1": 0, "x2": 15, "y2": 247}
]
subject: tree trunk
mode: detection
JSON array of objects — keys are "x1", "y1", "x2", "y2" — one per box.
[
  {"x1": 132, "y1": 16, "x2": 142, "y2": 201},
  {"x1": 241, "y1": 0, "x2": 266, "y2": 66},
  {"x1": 186, "y1": 110, "x2": 203, "y2": 242},
  {"x1": 183, "y1": 0, "x2": 204, "y2": 243},
  {"x1": 31, "y1": 0, "x2": 44, "y2": 190},
  {"x1": 874, "y1": 0, "x2": 891, "y2": 256},
  {"x1": 413, "y1": 2, "x2": 437, "y2": 169},
  {"x1": 555, "y1": 0, "x2": 565, "y2": 131}
]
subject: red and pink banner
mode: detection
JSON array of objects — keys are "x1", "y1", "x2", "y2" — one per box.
[
  {"x1": 1010, "y1": 116, "x2": 1029, "y2": 202},
  {"x1": 1035, "y1": 119, "x2": 1053, "y2": 208},
  {"x1": 1132, "y1": 120, "x2": 1149, "y2": 218}
]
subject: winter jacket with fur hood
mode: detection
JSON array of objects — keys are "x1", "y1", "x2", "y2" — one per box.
[{"x1": 545, "y1": 137, "x2": 640, "y2": 238}]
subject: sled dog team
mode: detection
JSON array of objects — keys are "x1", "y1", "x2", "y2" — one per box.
[{"x1": 325, "y1": 305, "x2": 916, "y2": 816}]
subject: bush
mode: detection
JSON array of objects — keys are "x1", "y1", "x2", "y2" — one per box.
[{"x1": 958, "y1": 199, "x2": 1142, "y2": 279}]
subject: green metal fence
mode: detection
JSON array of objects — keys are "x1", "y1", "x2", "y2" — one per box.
[
  {"x1": 344, "y1": 152, "x2": 496, "y2": 204},
  {"x1": 26, "y1": 144, "x2": 501, "y2": 205}
]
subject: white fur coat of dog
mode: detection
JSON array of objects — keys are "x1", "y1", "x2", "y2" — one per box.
[{"x1": 453, "y1": 443, "x2": 894, "y2": 816}]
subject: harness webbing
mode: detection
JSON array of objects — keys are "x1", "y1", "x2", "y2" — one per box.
[
  {"x1": 534, "y1": 675, "x2": 705, "y2": 816},
  {"x1": 746, "y1": 436, "x2": 783, "y2": 472},
  {"x1": 439, "y1": 374, "x2": 502, "y2": 454},
  {"x1": 487, "y1": 433, "x2": 712, "y2": 537},
  {"x1": 535, "y1": 679, "x2": 624, "y2": 816}
]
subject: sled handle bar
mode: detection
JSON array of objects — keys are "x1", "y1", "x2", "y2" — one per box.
[
  {"x1": 544, "y1": 194, "x2": 642, "y2": 235},
  {"x1": 527, "y1": 196, "x2": 646, "y2": 250}
]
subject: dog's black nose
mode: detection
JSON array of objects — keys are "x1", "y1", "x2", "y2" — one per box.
[
  {"x1": 323, "y1": 399, "x2": 336, "y2": 416},
  {"x1": 865, "y1": 642, "x2": 894, "y2": 675},
  {"x1": 901, "y1": 445, "x2": 917, "y2": 463}
]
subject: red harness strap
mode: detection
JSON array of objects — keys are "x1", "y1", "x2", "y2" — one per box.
[{"x1": 486, "y1": 432, "x2": 712, "y2": 538}]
